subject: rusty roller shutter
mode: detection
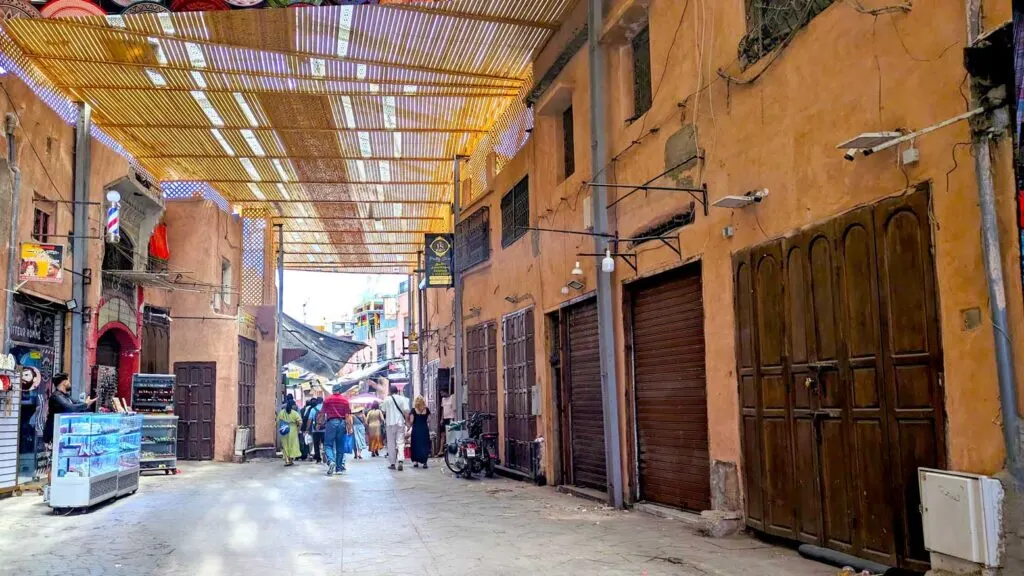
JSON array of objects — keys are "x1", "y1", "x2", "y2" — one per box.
[
  {"x1": 631, "y1": 264, "x2": 711, "y2": 511},
  {"x1": 566, "y1": 299, "x2": 605, "y2": 491}
]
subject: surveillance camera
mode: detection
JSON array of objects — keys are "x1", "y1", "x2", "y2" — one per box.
[{"x1": 844, "y1": 148, "x2": 858, "y2": 161}]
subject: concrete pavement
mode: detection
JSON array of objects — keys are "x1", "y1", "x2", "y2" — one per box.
[{"x1": 0, "y1": 456, "x2": 835, "y2": 575}]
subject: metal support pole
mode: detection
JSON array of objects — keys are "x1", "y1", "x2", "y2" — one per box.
[
  {"x1": 2, "y1": 116, "x2": 21, "y2": 355},
  {"x1": 275, "y1": 224, "x2": 284, "y2": 408},
  {"x1": 453, "y1": 156, "x2": 464, "y2": 420},
  {"x1": 589, "y1": 0, "x2": 624, "y2": 508},
  {"x1": 70, "y1": 104, "x2": 91, "y2": 398},
  {"x1": 966, "y1": 0, "x2": 1021, "y2": 485},
  {"x1": 407, "y1": 272, "x2": 417, "y2": 396}
]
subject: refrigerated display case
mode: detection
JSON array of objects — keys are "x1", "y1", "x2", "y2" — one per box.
[
  {"x1": 140, "y1": 414, "x2": 177, "y2": 474},
  {"x1": 49, "y1": 413, "x2": 142, "y2": 509}
]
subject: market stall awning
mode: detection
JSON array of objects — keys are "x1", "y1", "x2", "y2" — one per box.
[
  {"x1": 280, "y1": 313, "x2": 365, "y2": 378},
  {"x1": 334, "y1": 360, "x2": 389, "y2": 386},
  {"x1": 0, "y1": 3, "x2": 575, "y2": 273}
]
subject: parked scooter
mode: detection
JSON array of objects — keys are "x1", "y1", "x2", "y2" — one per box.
[{"x1": 444, "y1": 412, "x2": 498, "y2": 479}]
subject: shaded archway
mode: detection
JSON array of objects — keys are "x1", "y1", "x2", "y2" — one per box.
[{"x1": 94, "y1": 324, "x2": 138, "y2": 403}]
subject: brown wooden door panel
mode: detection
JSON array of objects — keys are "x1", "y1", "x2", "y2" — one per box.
[
  {"x1": 174, "y1": 362, "x2": 216, "y2": 461},
  {"x1": 734, "y1": 251, "x2": 764, "y2": 528},
  {"x1": 466, "y1": 322, "x2": 498, "y2": 435},
  {"x1": 502, "y1": 308, "x2": 536, "y2": 474},
  {"x1": 874, "y1": 190, "x2": 944, "y2": 570},
  {"x1": 566, "y1": 299, "x2": 605, "y2": 491}
]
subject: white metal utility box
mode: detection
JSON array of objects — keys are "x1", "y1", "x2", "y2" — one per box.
[{"x1": 918, "y1": 467, "x2": 1004, "y2": 568}]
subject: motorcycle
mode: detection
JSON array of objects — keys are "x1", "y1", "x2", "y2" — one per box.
[{"x1": 444, "y1": 412, "x2": 498, "y2": 479}]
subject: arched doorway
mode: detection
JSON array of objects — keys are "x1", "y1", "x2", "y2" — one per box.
[{"x1": 92, "y1": 326, "x2": 137, "y2": 406}]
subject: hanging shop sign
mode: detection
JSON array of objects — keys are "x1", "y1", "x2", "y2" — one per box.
[
  {"x1": 237, "y1": 311, "x2": 257, "y2": 341},
  {"x1": 425, "y1": 233, "x2": 454, "y2": 288},
  {"x1": 19, "y1": 243, "x2": 64, "y2": 284}
]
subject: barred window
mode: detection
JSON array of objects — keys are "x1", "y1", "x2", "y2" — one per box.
[
  {"x1": 631, "y1": 25, "x2": 652, "y2": 120},
  {"x1": 455, "y1": 207, "x2": 490, "y2": 272},
  {"x1": 741, "y1": 0, "x2": 836, "y2": 66},
  {"x1": 501, "y1": 176, "x2": 529, "y2": 248},
  {"x1": 562, "y1": 106, "x2": 575, "y2": 179}
]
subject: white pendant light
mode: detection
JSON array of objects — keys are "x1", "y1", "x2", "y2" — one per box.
[
  {"x1": 602, "y1": 249, "x2": 615, "y2": 273},
  {"x1": 571, "y1": 261, "x2": 583, "y2": 276}
]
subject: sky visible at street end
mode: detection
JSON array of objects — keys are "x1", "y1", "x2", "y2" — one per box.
[{"x1": 282, "y1": 272, "x2": 406, "y2": 328}]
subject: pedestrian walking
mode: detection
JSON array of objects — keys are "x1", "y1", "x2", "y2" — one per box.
[
  {"x1": 351, "y1": 407, "x2": 368, "y2": 459},
  {"x1": 309, "y1": 399, "x2": 325, "y2": 464},
  {"x1": 300, "y1": 398, "x2": 322, "y2": 462},
  {"x1": 410, "y1": 395, "x2": 430, "y2": 469},
  {"x1": 320, "y1": 384, "x2": 353, "y2": 476},
  {"x1": 381, "y1": 385, "x2": 410, "y2": 471},
  {"x1": 365, "y1": 402, "x2": 385, "y2": 457},
  {"x1": 277, "y1": 398, "x2": 301, "y2": 466}
]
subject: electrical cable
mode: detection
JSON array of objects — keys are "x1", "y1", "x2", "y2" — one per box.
[{"x1": 0, "y1": 80, "x2": 68, "y2": 203}]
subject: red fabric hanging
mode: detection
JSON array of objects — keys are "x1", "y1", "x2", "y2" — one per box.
[{"x1": 149, "y1": 223, "x2": 170, "y2": 259}]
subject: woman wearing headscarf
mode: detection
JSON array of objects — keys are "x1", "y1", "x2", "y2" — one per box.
[{"x1": 277, "y1": 398, "x2": 302, "y2": 466}]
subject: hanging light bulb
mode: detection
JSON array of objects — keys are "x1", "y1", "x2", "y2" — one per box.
[
  {"x1": 602, "y1": 249, "x2": 615, "y2": 273},
  {"x1": 571, "y1": 261, "x2": 583, "y2": 276}
]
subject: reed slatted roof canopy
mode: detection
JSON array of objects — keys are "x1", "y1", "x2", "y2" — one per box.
[{"x1": 0, "y1": 1, "x2": 573, "y2": 273}]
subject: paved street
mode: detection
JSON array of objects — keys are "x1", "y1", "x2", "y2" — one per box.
[{"x1": 0, "y1": 458, "x2": 833, "y2": 576}]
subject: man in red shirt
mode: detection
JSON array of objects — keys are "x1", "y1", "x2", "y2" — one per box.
[{"x1": 321, "y1": 384, "x2": 353, "y2": 476}]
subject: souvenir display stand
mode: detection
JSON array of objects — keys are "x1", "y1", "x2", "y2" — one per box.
[
  {"x1": 49, "y1": 413, "x2": 142, "y2": 509},
  {"x1": 131, "y1": 374, "x2": 175, "y2": 414},
  {"x1": 140, "y1": 414, "x2": 178, "y2": 474}
]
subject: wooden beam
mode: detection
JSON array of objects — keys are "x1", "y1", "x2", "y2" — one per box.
[
  {"x1": 282, "y1": 251, "x2": 421, "y2": 256},
  {"x1": 107, "y1": 124, "x2": 488, "y2": 134},
  {"x1": 279, "y1": 229, "x2": 444, "y2": 234},
  {"x1": 11, "y1": 19, "x2": 526, "y2": 85},
  {"x1": 205, "y1": 180, "x2": 448, "y2": 186},
  {"x1": 379, "y1": 3, "x2": 560, "y2": 30},
  {"x1": 138, "y1": 154, "x2": 456, "y2": 162},
  {"x1": 278, "y1": 242, "x2": 423, "y2": 246},
  {"x1": 242, "y1": 199, "x2": 449, "y2": 206},
  {"x1": 272, "y1": 215, "x2": 442, "y2": 221}
]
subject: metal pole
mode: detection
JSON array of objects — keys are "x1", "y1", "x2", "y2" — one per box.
[
  {"x1": 2, "y1": 116, "x2": 21, "y2": 355},
  {"x1": 70, "y1": 104, "x2": 91, "y2": 398},
  {"x1": 275, "y1": 223, "x2": 284, "y2": 409},
  {"x1": 589, "y1": 0, "x2": 624, "y2": 508},
  {"x1": 453, "y1": 157, "x2": 464, "y2": 420},
  {"x1": 407, "y1": 272, "x2": 416, "y2": 396},
  {"x1": 966, "y1": 0, "x2": 1021, "y2": 484}
]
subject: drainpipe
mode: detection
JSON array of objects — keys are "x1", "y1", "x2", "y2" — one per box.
[
  {"x1": 407, "y1": 272, "x2": 416, "y2": 395},
  {"x1": 2, "y1": 113, "x2": 20, "y2": 355},
  {"x1": 452, "y1": 156, "x2": 464, "y2": 420},
  {"x1": 274, "y1": 223, "x2": 284, "y2": 405},
  {"x1": 967, "y1": 1, "x2": 1022, "y2": 484},
  {"x1": 70, "y1": 103, "x2": 91, "y2": 398},
  {"x1": 589, "y1": 0, "x2": 624, "y2": 508}
]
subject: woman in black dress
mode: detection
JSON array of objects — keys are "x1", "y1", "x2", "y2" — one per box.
[{"x1": 409, "y1": 395, "x2": 431, "y2": 469}]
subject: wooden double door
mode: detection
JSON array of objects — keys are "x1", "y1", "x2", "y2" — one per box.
[
  {"x1": 734, "y1": 189, "x2": 944, "y2": 571},
  {"x1": 174, "y1": 362, "x2": 216, "y2": 461}
]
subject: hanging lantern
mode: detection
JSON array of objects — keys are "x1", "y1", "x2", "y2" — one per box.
[{"x1": 105, "y1": 190, "x2": 121, "y2": 244}]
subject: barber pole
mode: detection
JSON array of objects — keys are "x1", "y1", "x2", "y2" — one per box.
[{"x1": 105, "y1": 190, "x2": 121, "y2": 244}]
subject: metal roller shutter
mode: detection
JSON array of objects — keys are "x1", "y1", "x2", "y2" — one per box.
[
  {"x1": 566, "y1": 300, "x2": 605, "y2": 491},
  {"x1": 631, "y1": 264, "x2": 711, "y2": 511}
]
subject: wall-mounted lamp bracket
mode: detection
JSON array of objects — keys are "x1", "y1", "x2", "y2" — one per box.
[{"x1": 595, "y1": 182, "x2": 709, "y2": 216}]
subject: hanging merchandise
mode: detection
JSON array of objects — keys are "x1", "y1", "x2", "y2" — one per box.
[
  {"x1": 0, "y1": 355, "x2": 20, "y2": 496},
  {"x1": 148, "y1": 222, "x2": 170, "y2": 260}
]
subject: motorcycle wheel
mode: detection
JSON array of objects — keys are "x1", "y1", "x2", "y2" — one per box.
[
  {"x1": 444, "y1": 445, "x2": 468, "y2": 476},
  {"x1": 485, "y1": 460, "x2": 495, "y2": 479}
]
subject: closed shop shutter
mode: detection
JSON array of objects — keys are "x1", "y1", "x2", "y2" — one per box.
[
  {"x1": 565, "y1": 299, "x2": 605, "y2": 491},
  {"x1": 466, "y1": 322, "x2": 497, "y2": 435},
  {"x1": 631, "y1": 264, "x2": 710, "y2": 511}
]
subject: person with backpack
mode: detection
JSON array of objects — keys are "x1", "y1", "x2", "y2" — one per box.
[
  {"x1": 299, "y1": 398, "x2": 321, "y2": 462},
  {"x1": 381, "y1": 385, "x2": 411, "y2": 471},
  {"x1": 277, "y1": 398, "x2": 301, "y2": 466}
]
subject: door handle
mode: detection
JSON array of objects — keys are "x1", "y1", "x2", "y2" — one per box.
[{"x1": 812, "y1": 409, "x2": 842, "y2": 420}]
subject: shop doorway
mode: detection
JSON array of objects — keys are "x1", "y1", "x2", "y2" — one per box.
[
  {"x1": 626, "y1": 263, "x2": 710, "y2": 512},
  {"x1": 141, "y1": 307, "x2": 170, "y2": 374},
  {"x1": 94, "y1": 331, "x2": 121, "y2": 410},
  {"x1": 174, "y1": 362, "x2": 216, "y2": 461},
  {"x1": 465, "y1": 321, "x2": 497, "y2": 435},
  {"x1": 562, "y1": 298, "x2": 605, "y2": 492},
  {"x1": 501, "y1": 308, "x2": 536, "y2": 474},
  {"x1": 733, "y1": 188, "x2": 944, "y2": 571}
]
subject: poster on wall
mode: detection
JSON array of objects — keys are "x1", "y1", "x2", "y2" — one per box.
[
  {"x1": 19, "y1": 243, "x2": 65, "y2": 284},
  {"x1": 425, "y1": 234, "x2": 454, "y2": 288}
]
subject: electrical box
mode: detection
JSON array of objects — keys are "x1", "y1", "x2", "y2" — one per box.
[{"x1": 918, "y1": 468, "x2": 1004, "y2": 567}]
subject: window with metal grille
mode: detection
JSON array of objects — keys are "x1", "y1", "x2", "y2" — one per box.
[
  {"x1": 741, "y1": 0, "x2": 836, "y2": 66},
  {"x1": 501, "y1": 176, "x2": 529, "y2": 248},
  {"x1": 455, "y1": 206, "x2": 490, "y2": 271},
  {"x1": 237, "y1": 337, "x2": 256, "y2": 429},
  {"x1": 631, "y1": 25, "x2": 652, "y2": 120},
  {"x1": 32, "y1": 207, "x2": 51, "y2": 243},
  {"x1": 562, "y1": 106, "x2": 575, "y2": 179}
]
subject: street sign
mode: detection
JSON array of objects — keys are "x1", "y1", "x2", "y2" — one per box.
[{"x1": 424, "y1": 233, "x2": 454, "y2": 288}]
